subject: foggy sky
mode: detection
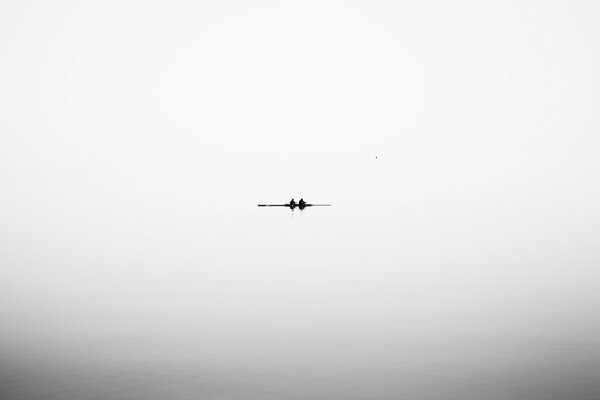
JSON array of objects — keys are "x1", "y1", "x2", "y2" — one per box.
[{"x1": 2, "y1": 1, "x2": 600, "y2": 399}]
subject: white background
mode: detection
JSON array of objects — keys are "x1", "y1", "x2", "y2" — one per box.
[{"x1": 1, "y1": 1, "x2": 600, "y2": 399}]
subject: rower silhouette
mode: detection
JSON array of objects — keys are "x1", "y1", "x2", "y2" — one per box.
[
  {"x1": 298, "y1": 198, "x2": 306, "y2": 209},
  {"x1": 257, "y1": 199, "x2": 331, "y2": 209}
]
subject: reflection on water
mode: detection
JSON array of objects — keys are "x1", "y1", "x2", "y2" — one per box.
[{"x1": 2, "y1": 204, "x2": 600, "y2": 399}]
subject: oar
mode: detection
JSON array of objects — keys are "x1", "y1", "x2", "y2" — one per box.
[{"x1": 257, "y1": 203, "x2": 332, "y2": 207}]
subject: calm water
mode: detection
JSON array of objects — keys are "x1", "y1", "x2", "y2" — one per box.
[
  {"x1": 2, "y1": 203, "x2": 599, "y2": 399},
  {"x1": 3, "y1": 0, "x2": 600, "y2": 397}
]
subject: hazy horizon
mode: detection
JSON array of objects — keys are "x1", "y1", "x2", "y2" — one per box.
[{"x1": 2, "y1": 1, "x2": 600, "y2": 399}]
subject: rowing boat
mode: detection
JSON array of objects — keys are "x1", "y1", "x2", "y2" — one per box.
[{"x1": 257, "y1": 203, "x2": 331, "y2": 209}]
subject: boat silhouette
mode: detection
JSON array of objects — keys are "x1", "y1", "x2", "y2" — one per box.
[{"x1": 258, "y1": 198, "x2": 331, "y2": 210}]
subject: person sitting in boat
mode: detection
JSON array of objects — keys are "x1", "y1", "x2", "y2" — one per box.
[
  {"x1": 298, "y1": 198, "x2": 306, "y2": 208},
  {"x1": 289, "y1": 198, "x2": 296, "y2": 207}
]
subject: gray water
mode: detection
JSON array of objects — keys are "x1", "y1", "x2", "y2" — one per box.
[
  {"x1": 2, "y1": 202, "x2": 600, "y2": 399},
  {"x1": 3, "y1": 0, "x2": 600, "y2": 398}
]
